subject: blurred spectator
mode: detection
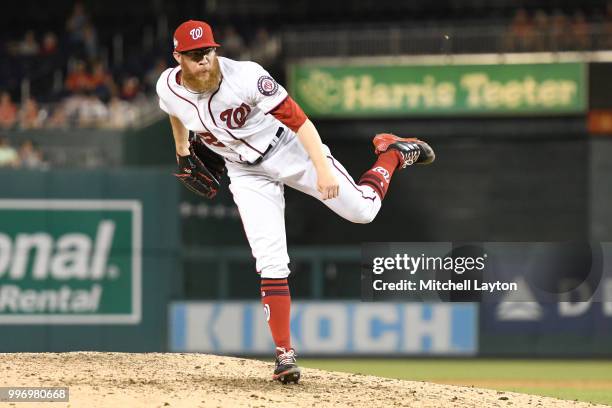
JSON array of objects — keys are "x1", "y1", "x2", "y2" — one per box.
[
  {"x1": 221, "y1": 26, "x2": 246, "y2": 59},
  {"x1": 90, "y1": 61, "x2": 115, "y2": 102},
  {"x1": 247, "y1": 27, "x2": 281, "y2": 67},
  {"x1": 0, "y1": 137, "x2": 19, "y2": 167},
  {"x1": 19, "y1": 97, "x2": 44, "y2": 129},
  {"x1": 570, "y1": 11, "x2": 591, "y2": 50},
  {"x1": 532, "y1": 10, "x2": 550, "y2": 51},
  {"x1": 13, "y1": 30, "x2": 40, "y2": 56},
  {"x1": 0, "y1": 92, "x2": 18, "y2": 129},
  {"x1": 40, "y1": 32, "x2": 59, "y2": 56},
  {"x1": 144, "y1": 58, "x2": 168, "y2": 92},
  {"x1": 65, "y1": 60, "x2": 93, "y2": 93},
  {"x1": 505, "y1": 9, "x2": 535, "y2": 51},
  {"x1": 550, "y1": 10, "x2": 571, "y2": 50},
  {"x1": 82, "y1": 23, "x2": 99, "y2": 59},
  {"x1": 603, "y1": 1, "x2": 612, "y2": 48},
  {"x1": 106, "y1": 96, "x2": 137, "y2": 128},
  {"x1": 62, "y1": 92, "x2": 107, "y2": 127},
  {"x1": 63, "y1": 93, "x2": 87, "y2": 124},
  {"x1": 18, "y1": 139, "x2": 46, "y2": 169},
  {"x1": 66, "y1": 1, "x2": 90, "y2": 44},
  {"x1": 120, "y1": 77, "x2": 142, "y2": 101},
  {"x1": 46, "y1": 104, "x2": 69, "y2": 129},
  {"x1": 77, "y1": 94, "x2": 108, "y2": 127}
]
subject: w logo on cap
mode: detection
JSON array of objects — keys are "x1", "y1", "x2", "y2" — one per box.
[
  {"x1": 174, "y1": 20, "x2": 220, "y2": 52},
  {"x1": 189, "y1": 27, "x2": 203, "y2": 40}
]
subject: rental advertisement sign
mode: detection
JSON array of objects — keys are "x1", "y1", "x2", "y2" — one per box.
[{"x1": 0, "y1": 200, "x2": 142, "y2": 324}]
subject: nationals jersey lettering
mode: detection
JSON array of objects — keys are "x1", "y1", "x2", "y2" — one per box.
[
  {"x1": 156, "y1": 57, "x2": 288, "y2": 163},
  {"x1": 220, "y1": 103, "x2": 252, "y2": 129},
  {"x1": 197, "y1": 131, "x2": 225, "y2": 147}
]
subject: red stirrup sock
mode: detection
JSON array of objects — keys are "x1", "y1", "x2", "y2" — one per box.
[
  {"x1": 261, "y1": 278, "x2": 292, "y2": 350},
  {"x1": 357, "y1": 150, "x2": 401, "y2": 200}
]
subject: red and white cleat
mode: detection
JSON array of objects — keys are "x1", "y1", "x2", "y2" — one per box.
[
  {"x1": 372, "y1": 133, "x2": 435, "y2": 168},
  {"x1": 272, "y1": 347, "x2": 301, "y2": 384}
]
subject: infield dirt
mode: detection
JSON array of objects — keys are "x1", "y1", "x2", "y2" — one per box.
[{"x1": 0, "y1": 352, "x2": 607, "y2": 407}]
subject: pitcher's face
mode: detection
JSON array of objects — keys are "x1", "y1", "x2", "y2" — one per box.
[{"x1": 174, "y1": 47, "x2": 217, "y2": 78}]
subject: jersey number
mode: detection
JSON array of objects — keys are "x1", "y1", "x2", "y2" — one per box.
[
  {"x1": 220, "y1": 103, "x2": 252, "y2": 129},
  {"x1": 197, "y1": 131, "x2": 225, "y2": 148}
]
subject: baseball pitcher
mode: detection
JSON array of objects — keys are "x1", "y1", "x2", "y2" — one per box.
[{"x1": 156, "y1": 20, "x2": 435, "y2": 384}]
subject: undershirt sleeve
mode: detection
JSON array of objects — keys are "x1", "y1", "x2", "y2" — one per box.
[{"x1": 269, "y1": 96, "x2": 308, "y2": 132}]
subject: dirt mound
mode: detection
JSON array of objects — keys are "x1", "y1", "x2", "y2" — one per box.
[{"x1": 0, "y1": 352, "x2": 605, "y2": 407}]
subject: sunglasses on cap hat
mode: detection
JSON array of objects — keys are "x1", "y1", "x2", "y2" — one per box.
[{"x1": 180, "y1": 47, "x2": 216, "y2": 62}]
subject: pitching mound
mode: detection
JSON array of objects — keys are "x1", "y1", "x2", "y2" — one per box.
[{"x1": 0, "y1": 352, "x2": 605, "y2": 407}]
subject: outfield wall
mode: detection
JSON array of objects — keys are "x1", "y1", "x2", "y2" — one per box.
[
  {"x1": 0, "y1": 168, "x2": 182, "y2": 352},
  {"x1": 167, "y1": 298, "x2": 612, "y2": 357}
]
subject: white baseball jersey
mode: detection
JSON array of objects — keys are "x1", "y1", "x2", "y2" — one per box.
[
  {"x1": 157, "y1": 57, "x2": 382, "y2": 279},
  {"x1": 156, "y1": 57, "x2": 288, "y2": 163}
]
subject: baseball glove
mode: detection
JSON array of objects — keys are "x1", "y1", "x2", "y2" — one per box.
[{"x1": 174, "y1": 132, "x2": 225, "y2": 199}]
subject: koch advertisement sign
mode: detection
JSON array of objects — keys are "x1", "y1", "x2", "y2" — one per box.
[
  {"x1": 0, "y1": 200, "x2": 142, "y2": 324},
  {"x1": 169, "y1": 301, "x2": 477, "y2": 355}
]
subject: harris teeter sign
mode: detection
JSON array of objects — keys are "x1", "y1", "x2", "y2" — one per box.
[
  {"x1": 0, "y1": 200, "x2": 142, "y2": 324},
  {"x1": 289, "y1": 62, "x2": 586, "y2": 117}
]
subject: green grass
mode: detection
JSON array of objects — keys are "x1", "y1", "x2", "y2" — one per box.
[
  {"x1": 501, "y1": 388, "x2": 612, "y2": 405},
  {"x1": 299, "y1": 359, "x2": 612, "y2": 406}
]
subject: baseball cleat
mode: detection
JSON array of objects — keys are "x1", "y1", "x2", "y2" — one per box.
[
  {"x1": 373, "y1": 133, "x2": 435, "y2": 168},
  {"x1": 272, "y1": 347, "x2": 301, "y2": 384}
]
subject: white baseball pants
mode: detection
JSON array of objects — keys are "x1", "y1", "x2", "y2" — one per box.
[{"x1": 226, "y1": 131, "x2": 381, "y2": 279}]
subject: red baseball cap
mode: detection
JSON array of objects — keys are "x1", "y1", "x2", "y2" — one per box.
[{"x1": 173, "y1": 20, "x2": 220, "y2": 52}]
